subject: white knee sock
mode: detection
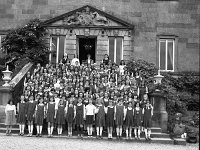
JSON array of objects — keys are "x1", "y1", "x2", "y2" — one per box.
[
  {"x1": 48, "y1": 127, "x2": 50, "y2": 135},
  {"x1": 22, "y1": 124, "x2": 25, "y2": 134},
  {"x1": 90, "y1": 127, "x2": 93, "y2": 135},
  {"x1": 37, "y1": 126, "x2": 40, "y2": 134},
  {"x1": 39, "y1": 126, "x2": 42, "y2": 134},
  {"x1": 30, "y1": 125, "x2": 33, "y2": 134},
  {"x1": 96, "y1": 127, "x2": 99, "y2": 136},
  {"x1": 87, "y1": 127, "x2": 89, "y2": 135},
  {"x1": 119, "y1": 128, "x2": 122, "y2": 136},
  {"x1": 60, "y1": 127, "x2": 63, "y2": 135},
  {"x1": 100, "y1": 127, "x2": 103, "y2": 136},
  {"x1": 129, "y1": 128, "x2": 132, "y2": 137},
  {"x1": 138, "y1": 129, "x2": 141, "y2": 138},
  {"x1": 28, "y1": 125, "x2": 31, "y2": 133},
  {"x1": 51, "y1": 126, "x2": 54, "y2": 135},
  {"x1": 144, "y1": 129, "x2": 148, "y2": 138},
  {"x1": 19, "y1": 124, "x2": 22, "y2": 134},
  {"x1": 116, "y1": 128, "x2": 119, "y2": 136},
  {"x1": 126, "y1": 129, "x2": 128, "y2": 137}
]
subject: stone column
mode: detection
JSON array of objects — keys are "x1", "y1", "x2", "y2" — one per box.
[
  {"x1": 150, "y1": 91, "x2": 168, "y2": 132},
  {"x1": 0, "y1": 86, "x2": 12, "y2": 123}
]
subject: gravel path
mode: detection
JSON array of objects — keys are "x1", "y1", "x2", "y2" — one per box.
[{"x1": 0, "y1": 133, "x2": 198, "y2": 150}]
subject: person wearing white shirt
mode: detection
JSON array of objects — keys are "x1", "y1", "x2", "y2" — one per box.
[
  {"x1": 85, "y1": 98, "x2": 96, "y2": 137},
  {"x1": 5, "y1": 99, "x2": 16, "y2": 135},
  {"x1": 71, "y1": 54, "x2": 80, "y2": 66}
]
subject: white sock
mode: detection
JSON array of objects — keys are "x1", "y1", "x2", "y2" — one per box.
[
  {"x1": 144, "y1": 129, "x2": 148, "y2": 138},
  {"x1": 100, "y1": 127, "x2": 103, "y2": 136},
  {"x1": 51, "y1": 127, "x2": 54, "y2": 135},
  {"x1": 134, "y1": 129, "x2": 137, "y2": 137},
  {"x1": 87, "y1": 127, "x2": 89, "y2": 135},
  {"x1": 28, "y1": 125, "x2": 31, "y2": 133},
  {"x1": 110, "y1": 128, "x2": 113, "y2": 138},
  {"x1": 39, "y1": 126, "x2": 42, "y2": 134},
  {"x1": 37, "y1": 126, "x2": 39, "y2": 134},
  {"x1": 22, "y1": 125, "x2": 25, "y2": 134},
  {"x1": 90, "y1": 127, "x2": 93, "y2": 136},
  {"x1": 96, "y1": 127, "x2": 99, "y2": 136},
  {"x1": 116, "y1": 128, "x2": 119, "y2": 136},
  {"x1": 30, "y1": 125, "x2": 33, "y2": 134},
  {"x1": 138, "y1": 129, "x2": 141, "y2": 138},
  {"x1": 126, "y1": 129, "x2": 128, "y2": 137},
  {"x1": 48, "y1": 127, "x2": 50, "y2": 135},
  {"x1": 19, "y1": 125, "x2": 22, "y2": 134},
  {"x1": 119, "y1": 128, "x2": 122, "y2": 136},
  {"x1": 60, "y1": 128, "x2": 62, "y2": 135},
  {"x1": 129, "y1": 129, "x2": 132, "y2": 137}
]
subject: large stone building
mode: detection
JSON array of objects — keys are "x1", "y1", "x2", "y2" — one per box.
[{"x1": 0, "y1": 0, "x2": 199, "y2": 73}]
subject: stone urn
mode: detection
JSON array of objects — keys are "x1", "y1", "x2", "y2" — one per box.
[{"x1": 2, "y1": 65, "x2": 13, "y2": 87}]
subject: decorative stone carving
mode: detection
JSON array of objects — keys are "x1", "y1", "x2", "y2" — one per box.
[{"x1": 63, "y1": 7, "x2": 109, "y2": 26}]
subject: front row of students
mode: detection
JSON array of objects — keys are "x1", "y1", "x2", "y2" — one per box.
[{"x1": 5, "y1": 95, "x2": 153, "y2": 140}]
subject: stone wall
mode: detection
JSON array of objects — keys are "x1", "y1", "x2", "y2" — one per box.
[{"x1": 0, "y1": 0, "x2": 199, "y2": 72}]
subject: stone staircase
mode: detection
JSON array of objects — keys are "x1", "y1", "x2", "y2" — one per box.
[{"x1": 0, "y1": 123, "x2": 186, "y2": 145}]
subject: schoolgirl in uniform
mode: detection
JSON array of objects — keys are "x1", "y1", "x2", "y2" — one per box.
[
  {"x1": 134, "y1": 102, "x2": 143, "y2": 140},
  {"x1": 35, "y1": 98, "x2": 45, "y2": 137},
  {"x1": 46, "y1": 96, "x2": 56, "y2": 137},
  {"x1": 106, "y1": 100, "x2": 115, "y2": 139},
  {"x1": 75, "y1": 98, "x2": 85, "y2": 138},
  {"x1": 26, "y1": 95, "x2": 36, "y2": 137},
  {"x1": 115, "y1": 98, "x2": 125, "y2": 139},
  {"x1": 17, "y1": 95, "x2": 26, "y2": 136},
  {"x1": 95, "y1": 98, "x2": 105, "y2": 139},
  {"x1": 66, "y1": 98, "x2": 75, "y2": 137},
  {"x1": 143, "y1": 100, "x2": 153, "y2": 140},
  {"x1": 85, "y1": 98, "x2": 96, "y2": 138},
  {"x1": 5, "y1": 99, "x2": 16, "y2": 136},
  {"x1": 55, "y1": 99, "x2": 66, "y2": 136},
  {"x1": 103, "y1": 92, "x2": 109, "y2": 107},
  {"x1": 124, "y1": 102, "x2": 134, "y2": 140}
]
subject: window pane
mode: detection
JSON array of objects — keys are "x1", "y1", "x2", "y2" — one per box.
[
  {"x1": 167, "y1": 41, "x2": 173, "y2": 70},
  {"x1": 160, "y1": 41, "x2": 166, "y2": 70},
  {"x1": 59, "y1": 36, "x2": 65, "y2": 63},
  {"x1": 109, "y1": 37, "x2": 115, "y2": 62},
  {"x1": 116, "y1": 37, "x2": 123, "y2": 65},
  {"x1": 51, "y1": 36, "x2": 57, "y2": 64}
]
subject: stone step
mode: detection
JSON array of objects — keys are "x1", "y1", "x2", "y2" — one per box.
[
  {"x1": 0, "y1": 123, "x2": 19, "y2": 129},
  {"x1": 0, "y1": 132, "x2": 175, "y2": 145},
  {"x1": 173, "y1": 138, "x2": 187, "y2": 145},
  {"x1": 151, "y1": 132, "x2": 170, "y2": 138},
  {"x1": 151, "y1": 127, "x2": 162, "y2": 133}
]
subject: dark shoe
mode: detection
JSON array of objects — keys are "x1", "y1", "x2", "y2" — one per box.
[
  {"x1": 36, "y1": 134, "x2": 39, "y2": 137},
  {"x1": 39, "y1": 134, "x2": 42, "y2": 137}
]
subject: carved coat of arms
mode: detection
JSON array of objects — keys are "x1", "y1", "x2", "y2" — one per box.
[{"x1": 63, "y1": 7, "x2": 109, "y2": 26}]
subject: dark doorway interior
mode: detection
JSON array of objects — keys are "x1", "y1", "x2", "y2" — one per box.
[{"x1": 79, "y1": 37, "x2": 96, "y2": 64}]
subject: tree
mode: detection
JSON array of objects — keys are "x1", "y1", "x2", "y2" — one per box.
[{"x1": 1, "y1": 18, "x2": 49, "y2": 68}]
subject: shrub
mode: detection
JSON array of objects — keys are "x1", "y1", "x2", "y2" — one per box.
[
  {"x1": 126, "y1": 58, "x2": 199, "y2": 133},
  {"x1": 1, "y1": 18, "x2": 49, "y2": 67}
]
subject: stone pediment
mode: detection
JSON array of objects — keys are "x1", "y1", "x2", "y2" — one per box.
[{"x1": 42, "y1": 5, "x2": 134, "y2": 29}]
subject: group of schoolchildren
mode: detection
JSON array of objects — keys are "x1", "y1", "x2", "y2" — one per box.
[{"x1": 5, "y1": 54, "x2": 154, "y2": 141}]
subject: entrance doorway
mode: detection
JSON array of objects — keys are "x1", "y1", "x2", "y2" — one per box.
[{"x1": 79, "y1": 37, "x2": 96, "y2": 64}]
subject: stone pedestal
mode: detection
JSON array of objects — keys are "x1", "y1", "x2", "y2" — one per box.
[
  {"x1": 150, "y1": 91, "x2": 168, "y2": 132},
  {"x1": 0, "y1": 86, "x2": 13, "y2": 123}
]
